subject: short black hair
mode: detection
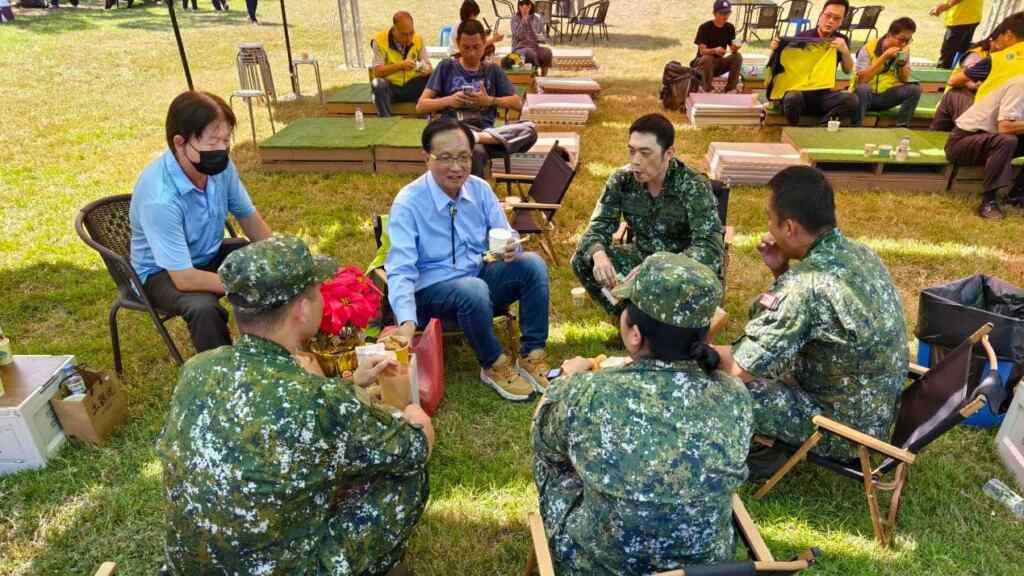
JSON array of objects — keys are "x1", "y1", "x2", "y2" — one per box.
[
  {"x1": 457, "y1": 18, "x2": 487, "y2": 41},
  {"x1": 232, "y1": 284, "x2": 318, "y2": 334},
  {"x1": 999, "y1": 11, "x2": 1024, "y2": 39},
  {"x1": 628, "y1": 113, "x2": 675, "y2": 152},
  {"x1": 518, "y1": 0, "x2": 535, "y2": 13},
  {"x1": 460, "y1": 0, "x2": 481, "y2": 22},
  {"x1": 887, "y1": 16, "x2": 916, "y2": 35},
  {"x1": 624, "y1": 303, "x2": 720, "y2": 372},
  {"x1": 421, "y1": 119, "x2": 476, "y2": 153},
  {"x1": 821, "y1": 0, "x2": 849, "y2": 17},
  {"x1": 165, "y1": 91, "x2": 236, "y2": 152},
  {"x1": 768, "y1": 166, "x2": 837, "y2": 235}
]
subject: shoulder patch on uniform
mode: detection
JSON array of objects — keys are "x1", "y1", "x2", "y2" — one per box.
[{"x1": 758, "y1": 292, "x2": 782, "y2": 311}]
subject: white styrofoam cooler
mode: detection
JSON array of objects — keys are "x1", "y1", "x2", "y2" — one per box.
[
  {"x1": 996, "y1": 383, "x2": 1024, "y2": 493},
  {"x1": 0, "y1": 355, "x2": 73, "y2": 475}
]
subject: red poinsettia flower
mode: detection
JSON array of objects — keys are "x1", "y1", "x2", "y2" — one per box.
[{"x1": 319, "y1": 266, "x2": 382, "y2": 334}]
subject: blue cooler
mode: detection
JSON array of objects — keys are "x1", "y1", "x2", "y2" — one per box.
[{"x1": 916, "y1": 275, "x2": 1023, "y2": 428}]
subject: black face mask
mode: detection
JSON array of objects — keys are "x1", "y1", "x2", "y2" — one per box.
[{"x1": 189, "y1": 142, "x2": 230, "y2": 176}]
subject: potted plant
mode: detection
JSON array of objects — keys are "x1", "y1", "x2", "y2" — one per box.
[{"x1": 309, "y1": 266, "x2": 383, "y2": 376}]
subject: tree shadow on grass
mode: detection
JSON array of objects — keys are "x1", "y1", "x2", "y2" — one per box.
[
  {"x1": 10, "y1": 1, "x2": 260, "y2": 35},
  {"x1": 560, "y1": 31, "x2": 681, "y2": 50}
]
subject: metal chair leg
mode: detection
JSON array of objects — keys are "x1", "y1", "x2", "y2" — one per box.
[
  {"x1": 109, "y1": 303, "x2": 124, "y2": 374},
  {"x1": 245, "y1": 97, "x2": 257, "y2": 143},
  {"x1": 264, "y1": 95, "x2": 276, "y2": 134}
]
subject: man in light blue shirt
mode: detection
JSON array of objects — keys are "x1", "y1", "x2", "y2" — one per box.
[
  {"x1": 130, "y1": 91, "x2": 272, "y2": 353},
  {"x1": 384, "y1": 119, "x2": 551, "y2": 401}
]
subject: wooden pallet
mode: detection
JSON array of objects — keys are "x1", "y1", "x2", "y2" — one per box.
[
  {"x1": 260, "y1": 147, "x2": 375, "y2": 173},
  {"x1": 375, "y1": 146, "x2": 425, "y2": 174}
]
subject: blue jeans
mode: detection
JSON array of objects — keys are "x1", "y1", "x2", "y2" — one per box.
[
  {"x1": 414, "y1": 252, "x2": 550, "y2": 368},
  {"x1": 853, "y1": 83, "x2": 923, "y2": 127}
]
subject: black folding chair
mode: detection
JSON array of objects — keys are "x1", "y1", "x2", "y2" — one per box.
[
  {"x1": 776, "y1": 0, "x2": 814, "y2": 38},
  {"x1": 745, "y1": 3, "x2": 782, "y2": 42},
  {"x1": 840, "y1": 5, "x2": 884, "y2": 46},
  {"x1": 753, "y1": 323, "x2": 1008, "y2": 546},
  {"x1": 504, "y1": 142, "x2": 577, "y2": 265},
  {"x1": 75, "y1": 194, "x2": 240, "y2": 374},
  {"x1": 568, "y1": 0, "x2": 609, "y2": 44},
  {"x1": 491, "y1": 0, "x2": 516, "y2": 33},
  {"x1": 526, "y1": 494, "x2": 821, "y2": 576}
]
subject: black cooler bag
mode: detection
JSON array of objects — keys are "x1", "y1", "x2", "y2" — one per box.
[{"x1": 916, "y1": 275, "x2": 1023, "y2": 426}]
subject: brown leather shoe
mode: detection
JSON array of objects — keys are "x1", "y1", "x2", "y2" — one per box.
[
  {"x1": 517, "y1": 349, "x2": 551, "y2": 393},
  {"x1": 481, "y1": 354, "x2": 535, "y2": 401},
  {"x1": 978, "y1": 200, "x2": 1005, "y2": 220}
]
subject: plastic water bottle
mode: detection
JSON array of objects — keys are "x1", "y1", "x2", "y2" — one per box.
[
  {"x1": 61, "y1": 365, "x2": 87, "y2": 395},
  {"x1": 355, "y1": 108, "x2": 365, "y2": 131},
  {"x1": 983, "y1": 478, "x2": 1024, "y2": 519}
]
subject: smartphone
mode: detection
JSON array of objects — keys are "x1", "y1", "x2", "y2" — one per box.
[
  {"x1": 546, "y1": 368, "x2": 563, "y2": 380},
  {"x1": 461, "y1": 86, "x2": 477, "y2": 96}
]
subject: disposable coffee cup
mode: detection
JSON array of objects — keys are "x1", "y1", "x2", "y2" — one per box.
[
  {"x1": 355, "y1": 343, "x2": 386, "y2": 369},
  {"x1": 878, "y1": 144, "x2": 893, "y2": 158},
  {"x1": 864, "y1": 143, "x2": 877, "y2": 156},
  {"x1": 571, "y1": 287, "x2": 586, "y2": 307},
  {"x1": 489, "y1": 228, "x2": 512, "y2": 252},
  {"x1": 827, "y1": 119, "x2": 840, "y2": 132}
]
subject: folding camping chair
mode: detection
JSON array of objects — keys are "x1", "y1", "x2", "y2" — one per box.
[
  {"x1": 840, "y1": 5, "x2": 884, "y2": 46},
  {"x1": 524, "y1": 494, "x2": 821, "y2": 576},
  {"x1": 501, "y1": 141, "x2": 577, "y2": 265},
  {"x1": 568, "y1": 0, "x2": 610, "y2": 44},
  {"x1": 776, "y1": 0, "x2": 813, "y2": 37},
  {"x1": 492, "y1": 0, "x2": 516, "y2": 32},
  {"x1": 369, "y1": 215, "x2": 518, "y2": 344},
  {"x1": 752, "y1": 323, "x2": 1009, "y2": 546}
]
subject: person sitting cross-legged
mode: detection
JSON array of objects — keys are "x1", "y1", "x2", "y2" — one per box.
[
  {"x1": 852, "y1": 17, "x2": 923, "y2": 127},
  {"x1": 158, "y1": 235, "x2": 434, "y2": 576},
  {"x1": 130, "y1": 90, "x2": 272, "y2": 354},
  {"x1": 383, "y1": 119, "x2": 551, "y2": 402},
  {"x1": 533, "y1": 253, "x2": 753, "y2": 575},
  {"x1": 370, "y1": 11, "x2": 433, "y2": 118}
]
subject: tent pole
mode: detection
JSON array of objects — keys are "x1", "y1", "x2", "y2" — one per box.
[
  {"x1": 166, "y1": 0, "x2": 193, "y2": 90},
  {"x1": 280, "y1": 0, "x2": 298, "y2": 94}
]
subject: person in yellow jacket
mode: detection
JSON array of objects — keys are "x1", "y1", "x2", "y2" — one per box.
[
  {"x1": 931, "y1": 0, "x2": 984, "y2": 68},
  {"x1": 944, "y1": 14, "x2": 1024, "y2": 220},
  {"x1": 370, "y1": 11, "x2": 433, "y2": 117},
  {"x1": 852, "y1": 17, "x2": 922, "y2": 127}
]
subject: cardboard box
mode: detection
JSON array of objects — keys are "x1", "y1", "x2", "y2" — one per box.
[
  {"x1": 50, "y1": 367, "x2": 127, "y2": 445},
  {"x1": 0, "y1": 356, "x2": 72, "y2": 475},
  {"x1": 996, "y1": 383, "x2": 1024, "y2": 493}
]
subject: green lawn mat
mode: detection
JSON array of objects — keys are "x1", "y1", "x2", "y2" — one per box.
[
  {"x1": 327, "y1": 82, "x2": 527, "y2": 103},
  {"x1": 378, "y1": 118, "x2": 430, "y2": 148},
  {"x1": 259, "y1": 117, "x2": 398, "y2": 149},
  {"x1": 758, "y1": 91, "x2": 941, "y2": 119},
  {"x1": 783, "y1": 127, "x2": 950, "y2": 165}
]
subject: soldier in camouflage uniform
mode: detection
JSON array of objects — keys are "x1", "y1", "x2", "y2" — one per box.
[
  {"x1": 533, "y1": 253, "x2": 753, "y2": 575},
  {"x1": 157, "y1": 235, "x2": 435, "y2": 576},
  {"x1": 571, "y1": 113, "x2": 724, "y2": 314},
  {"x1": 715, "y1": 167, "x2": 907, "y2": 462}
]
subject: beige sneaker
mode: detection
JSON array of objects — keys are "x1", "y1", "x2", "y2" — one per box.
[
  {"x1": 517, "y1": 349, "x2": 551, "y2": 393},
  {"x1": 481, "y1": 353, "x2": 535, "y2": 401}
]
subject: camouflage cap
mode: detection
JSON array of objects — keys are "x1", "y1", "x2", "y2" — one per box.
[
  {"x1": 611, "y1": 252, "x2": 722, "y2": 328},
  {"x1": 218, "y1": 235, "x2": 337, "y2": 312}
]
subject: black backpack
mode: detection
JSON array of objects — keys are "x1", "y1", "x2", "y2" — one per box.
[{"x1": 660, "y1": 61, "x2": 703, "y2": 113}]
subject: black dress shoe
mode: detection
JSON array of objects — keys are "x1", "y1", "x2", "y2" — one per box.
[{"x1": 978, "y1": 200, "x2": 1005, "y2": 220}]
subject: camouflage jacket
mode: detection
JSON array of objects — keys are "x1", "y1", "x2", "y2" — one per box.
[
  {"x1": 532, "y1": 358, "x2": 753, "y2": 576},
  {"x1": 157, "y1": 334, "x2": 429, "y2": 575},
  {"x1": 575, "y1": 158, "x2": 724, "y2": 276},
  {"x1": 733, "y1": 228, "x2": 908, "y2": 458}
]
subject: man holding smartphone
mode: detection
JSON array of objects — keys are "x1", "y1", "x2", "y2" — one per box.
[
  {"x1": 851, "y1": 17, "x2": 922, "y2": 127},
  {"x1": 418, "y1": 18, "x2": 524, "y2": 177},
  {"x1": 692, "y1": 0, "x2": 743, "y2": 93},
  {"x1": 370, "y1": 11, "x2": 433, "y2": 118}
]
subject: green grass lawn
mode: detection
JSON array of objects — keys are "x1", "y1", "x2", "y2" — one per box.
[{"x1": 2, "y1": 1, "x2": 1024, "y2": 575}]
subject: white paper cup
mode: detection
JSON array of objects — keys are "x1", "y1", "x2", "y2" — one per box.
[
  {"x1": 489, "y1": 228, "x2": 512, "y2": 252},
  {"x1": 864, "y1": 143, "x2": 877, "y2": 156},
  {"x1": 827, "y1": 120, "x2": 840, "y2": 132},
  {"x1": 571, "y1": 287, "x2": 586, "y2": 307},
  {"x1": 878, "y1": 144, "x2": 893, "y2": 158}
]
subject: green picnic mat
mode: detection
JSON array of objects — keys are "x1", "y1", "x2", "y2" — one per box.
[
  {"x1": 378, "y1": 118, "x2": 430, "y2": 148},
  {"x1": 783, "y1": 127, "x2": 950, "y2": 165},
  {"x1": 259, "y1": 117, "x2": 398, "y2": 149},
  {"x1": 326, "y1": 83, "x2": 374, "y2": 104},
  {"x1": 745, "y1": 67, "x2": 951, "y2": 84},
  {"x1": 757, "y1": 91, "x2": 941, "y2": 119}
]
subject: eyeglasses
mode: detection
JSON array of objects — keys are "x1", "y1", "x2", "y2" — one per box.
[
  {"x1": 429, "y1": 153, "x2": 473, "y2": 166},
  {"x1": 820, "y1": 12, "x2": 843, "y2": 22}
]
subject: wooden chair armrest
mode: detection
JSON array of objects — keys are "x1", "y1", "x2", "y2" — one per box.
[
  {"x1": 371, "y1": 268, "x2": 387, "y2": 285},
  {"x1": 494, "y1": 172, "x2": 536, "y2": 182},
  {"x1": 724, "y1": 225, "x2": 735, "y2": 246},
  {"x1": 528, "y1": 513, "x2": 556, "y2": 576},
  {"x1": 94, "y1": 563, "x2": 117, "y2": 576},
  {"x1": 908, "y1": 362, "x2": 929, "y2": 376},
  {"x1": 506, "y1": 202, "x2": 562, "y2": 210},
  {"x1": 707, "y1": 307, "x2": 728, "y2": 344},
  {"x1": 732, "y1": 493, "x2": 775, "y2": 562},
  {"x1": 612, "y1": 221, "x2": 629, "y2": 244},
  {"x1": 811, "y1": 415, "x2": 916, "y2": 464}
]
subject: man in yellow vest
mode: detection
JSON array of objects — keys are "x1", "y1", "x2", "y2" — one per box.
[
  {"x1": 931, "y1": 0, "x2": 984, "y2": 69},
  {"x1": 371, "y1": 11, "x2": 432, "y2": 117},
  {"x1": 852, "y1": 17, "x2": 922, "y2": 127},
  {"x1": 944, "y1": 14, "x2": 1024, "y2": 220}
]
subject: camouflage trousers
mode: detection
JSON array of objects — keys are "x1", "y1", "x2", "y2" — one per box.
[
  {"x1": 570, "y1": 244, "x2": 646, "y2": 316},
  {"x1": 747, "y1": 378, "x2": 849, "y2": 460}
]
